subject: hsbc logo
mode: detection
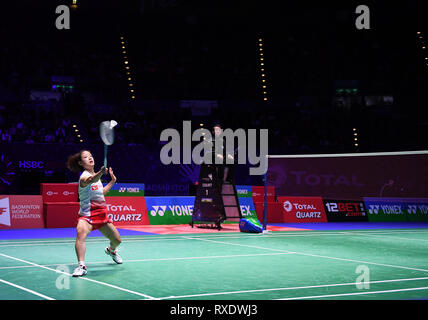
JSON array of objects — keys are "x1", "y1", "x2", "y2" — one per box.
[
  {"x1": 150, "y1": 206, "x2": 166, "y2": 216},
  {"x1": 368, "y1": 205, "x2": 379, "y2": 214},
  {"x1": 283, "y1": 201, "x2": 293, "y2": 212}
]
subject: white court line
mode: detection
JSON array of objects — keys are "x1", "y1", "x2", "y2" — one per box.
[
  {"x1": 278, "y1": 286, "x2": 428, "y2": 300},
  {"x1": 0, "y1": 253, "x2": 156, "y2": 300},
  {"x1": 0, "y1": 231, "x2": 428, "y2": 248},
  {"x1": 2, "y1": 229, "x2": 428, "y2": 247},
  {"x1": 157, "y1": 276, "x2": 428, "y2": 300},
  {"x1": 0, "y1": 228, "x2": 420, "y2": 245},
  {"x1": 0, "y1": 278, "x2": 55, "y2": 300},
  {"x1": 185, "y1": 236, "x2": 428, "y2": 273},
  {"x1": 0, "y1": 252, "x2": 294, "y2": 270},
  {"x1": 341, "y1": 231, "x2": 428, "y2": 243},
  {"x1": 182, "y1": 236, "x2": 296, "y2": 254}
]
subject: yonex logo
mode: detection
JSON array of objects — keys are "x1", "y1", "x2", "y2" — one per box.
[
  {"x1": 63, "y1": 191, "x2": 74, "y2": 196},
  {"x1": 150, "y1": 206, "x2": 166, "y2": 217},
  {"x1": 407, "y1": 205, "x2": 417, "y2": 214},
  {"x1": 149, "y1": 205, "x2": 194, "y2": 217},
  {"x1": 368, "y1": 205, "x2": 379, "y2": 214},
  {"x1": 240, "y1": 205, "x2": 252, "y2": 216},
  {"x1": 283, "y1": 201, "x2": 293, "y2": 212},
  {"x1": 118, "y1": 187, "x2": 140, "y2": 193}
]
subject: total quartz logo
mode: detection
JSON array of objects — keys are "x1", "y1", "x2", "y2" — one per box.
[
  {"x1": 277, "y1": 196, "x2": 327, "y2": 222},
  {"x1": 283, "y1": 201, "x2": 292, "y2": 212}
]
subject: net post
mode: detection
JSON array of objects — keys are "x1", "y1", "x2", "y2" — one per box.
[{"x1": 262, "y1": 155, "x2": 268, "y2": 233}]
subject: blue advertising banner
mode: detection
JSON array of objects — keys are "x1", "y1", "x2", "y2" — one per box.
[
  {"x1": 144, "y1": 194, "x2": 257, "y2": 225},
  {"x1": 238, "y1": 196, "x2": 257, "y2": 219},
  {"x1": 236, "y1": 185, "x2": 253, "y2": 198},
  {"x1": 235, "y1": 186, "x2": 257, "y2": 219},
  {"x1": 104, "y1": 183, "x2": 145, "y2": 196},
  {"x1": 401, "y1": 198, "x2": 428, "y2": 222},
  {"x1": 363, "y1": 197, "x2": 407, "y2": 222},
  {"x1": 363, "y1": 197, "x2": 428, "y2": 222},
  {"x1": 145, "y1": 196, "x2": 195, "y2": 225}
]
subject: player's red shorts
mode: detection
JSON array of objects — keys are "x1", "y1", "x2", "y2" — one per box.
[{"x1": 77, "y1": 206, "x2": 113, "y2": 231}]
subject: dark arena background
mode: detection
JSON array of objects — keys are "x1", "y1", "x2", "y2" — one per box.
[{"x1": 1, "y1": 0, "x2": 428, "y2": 308}]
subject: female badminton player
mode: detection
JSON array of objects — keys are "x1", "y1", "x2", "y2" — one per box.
[{"x1": 67, "y1": 150, "x2": 123, "y2": 277}]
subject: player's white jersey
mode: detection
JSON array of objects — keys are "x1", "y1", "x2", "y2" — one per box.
[{"x1": 78, "y1": 170, "x2": 106, "y2": 216}]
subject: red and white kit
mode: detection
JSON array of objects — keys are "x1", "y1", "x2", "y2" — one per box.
[{"x1": 78, "y1": 170, "x2": 112, "y2": 230}]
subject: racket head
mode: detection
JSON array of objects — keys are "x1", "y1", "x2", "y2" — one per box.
[{"x1": 99, "y1": 120, "x2": 117, "y2": 145}]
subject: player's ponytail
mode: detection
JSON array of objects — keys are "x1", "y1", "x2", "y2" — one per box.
[{"x1": 67, "y1": 150, "x2": 89, "y2": 173}]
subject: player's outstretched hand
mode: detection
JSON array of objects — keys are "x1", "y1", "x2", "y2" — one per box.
[
  {"x1": 99, "y1": 166, "x2": 108, "y2": 175},
  {"x1": 109, "y1": 167, "x2": 117, "y2": 183}
]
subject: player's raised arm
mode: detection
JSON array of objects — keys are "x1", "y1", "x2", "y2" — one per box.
[
  {"x1": 80, "y1": 166, "x2": 107, "y2": 188},
  {"x1": 103, "y1": 167, "x2": 117, "y2": 195}
]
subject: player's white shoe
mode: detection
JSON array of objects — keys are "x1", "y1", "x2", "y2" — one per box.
[
  {"x1": 72, "y1": 265, "x2": 87, "y2": 277},
  {"x1": 105, "y1": 247, "x2": 123, "y2": 264}
]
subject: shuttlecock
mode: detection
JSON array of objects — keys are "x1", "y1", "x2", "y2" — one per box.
[{"x1": 110, "y1": 120, "x2": 118, "y2": 129}]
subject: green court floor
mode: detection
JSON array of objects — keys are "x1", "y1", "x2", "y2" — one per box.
[{"x1": 1, "y1": 228, "x2": 428, "y2": 300}]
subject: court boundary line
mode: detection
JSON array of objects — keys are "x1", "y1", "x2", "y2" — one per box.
[
  {"x1": 342, "y1": 231, "x2": 428, "y2": 243},
  {"x1": 1, "y1": 229, "x2": 428, "y2": 247},
  {"x1": 0, "y1": 253, "x2": 156, "y2": 300},
  {"x1": 156, "y1": 276, "x2": 428, "y2": 300},
  {"x1": 185, "y1": 236, "x2": 428, "y2": 273},
  {"x1": 278, "y1": 286, "x2": 428, "y2": 300},
  {"x1": 182, "y1": 236, "x2": 296, "y2": 254},
  {"x1": 0, "y1": 278, "x2": 55, "y2": 300},
  {"x1": 0, "y1": 252, "x2": 294, "y2": 270}
]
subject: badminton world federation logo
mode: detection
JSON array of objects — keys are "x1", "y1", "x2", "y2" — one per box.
[
  {"x1": 150, "y1": 206, "x2": 166, "y2": 217},
  {"x1": 0, "y1": 197, "x2": 11, "y2": 227}
]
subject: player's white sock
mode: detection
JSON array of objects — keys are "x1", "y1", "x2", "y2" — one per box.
[{"x1": 79, "y1": 260, "x2": 85, "y2": 267}]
